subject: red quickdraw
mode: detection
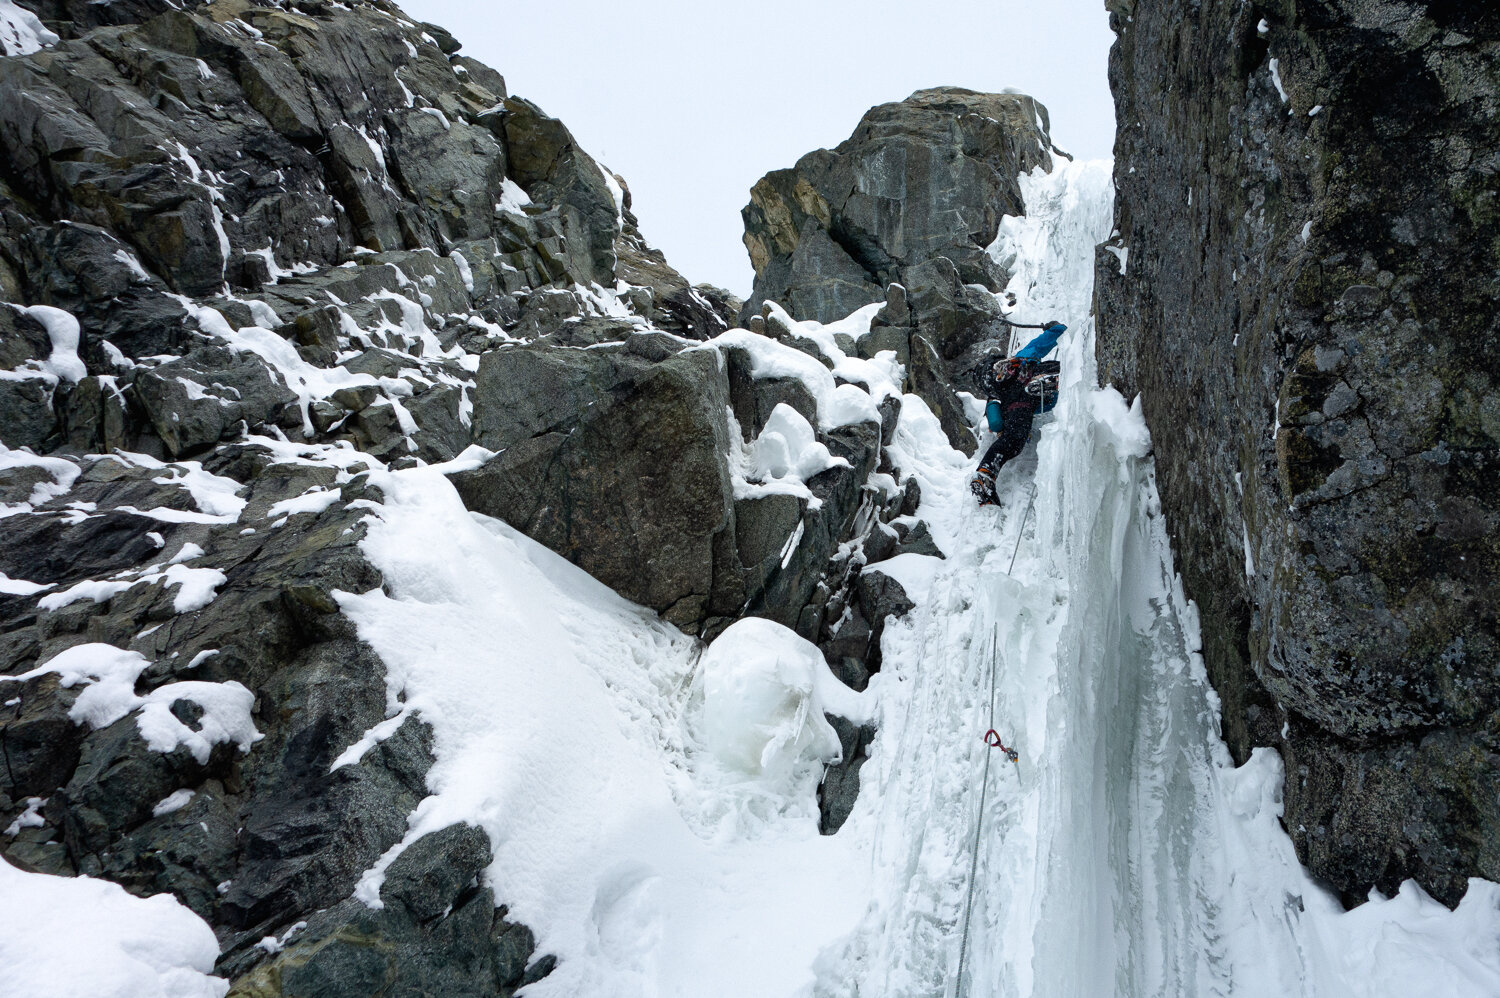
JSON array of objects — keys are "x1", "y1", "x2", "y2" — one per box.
[{"x1": 983, "y1": 729, "x2": 1020, "y2": 763}]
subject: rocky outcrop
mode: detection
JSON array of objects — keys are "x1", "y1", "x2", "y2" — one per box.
[
  {"x1": 1, "y1": 4, "x2": 974, "y2": 988},
  {"x1": 0, "y1": 454, "x2": 442, "y2": 977},
  {"x1": 450, "y1": 328, "x2": 920, "y2": 640},
  {"x1": 225, "y1": 824, "x2": 551, "y2": 997},
  {"x1": 739, "y1": 89, "x2": 1055, "y2": 459},
  {"x1": 1097, "y1": 0, "x2": 1500, "y2": 906},
  {"x1": 741, "y1": 87, "x2": 1053, "y2": 324},
  {"x1": 0, "y1": 0, "x2": 720, "y2": 988}
]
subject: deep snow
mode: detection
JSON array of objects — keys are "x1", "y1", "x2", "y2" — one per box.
[
  {"x1": 6, "y1": 158, "x2": 1499, "y2": 998},
  {"x1": 0, "y1": 854, "x2": 226, "y2": 998}
]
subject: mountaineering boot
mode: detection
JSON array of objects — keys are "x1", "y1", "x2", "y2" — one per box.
[{"x1": 970, "y1": 466, "x2": 998, "y2": 506}]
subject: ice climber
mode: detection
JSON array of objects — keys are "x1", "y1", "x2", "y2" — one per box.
[{"x1": 968, "y1": 320, "x2": 1066, "y2": 506}]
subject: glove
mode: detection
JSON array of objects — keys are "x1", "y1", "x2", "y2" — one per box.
[{"x1": 1044, "y1": 319, "x2": 1064, "y2": 330}]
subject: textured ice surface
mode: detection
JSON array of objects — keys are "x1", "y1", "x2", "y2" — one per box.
[
  {"x1": 807, "y1": 160, "x2": 1500, "y2": 998},
  {"x1": 701, "y1": 617, "x2": 842, "y2": 783}
]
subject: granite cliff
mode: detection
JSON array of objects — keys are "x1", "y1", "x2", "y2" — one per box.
[{"x1": 741, "y1": 86, "x2": 1055, "y2": 325}]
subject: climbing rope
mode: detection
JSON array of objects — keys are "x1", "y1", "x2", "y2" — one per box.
[
  {"x1": 953, "y1": 630, "x2": 1003, "y2": 998},
  {"x1": 1007, "y1": 483, "x2": 1038, "y2": 575},
  {"x1": 953, "y1": 483, "x2": 1038, "y2": 996}
]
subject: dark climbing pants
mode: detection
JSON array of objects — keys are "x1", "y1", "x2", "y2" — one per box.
[{"x1": 979, "y1": 400, "x2": 1036, "y2": 474}]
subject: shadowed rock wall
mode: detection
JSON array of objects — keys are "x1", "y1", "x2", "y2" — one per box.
[{"x1": 1096, "y1": 0, "x2": 1500, "y2": 906}]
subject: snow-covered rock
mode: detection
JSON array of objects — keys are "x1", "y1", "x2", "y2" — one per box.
[{"x1": 701, "y1": 617, "x2": 843, "y2": 783}]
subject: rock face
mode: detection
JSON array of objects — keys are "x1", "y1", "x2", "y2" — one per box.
[
  {"x1": 1097, "y1": 0, "x2": 1500, "y2": 906},
  {"x1": 0, "y1": 454, "x2": 446, "y2": 981},
  {"x1": 741, "y1": 87, "x2": 1054, "y2": 324},
  {"x1": 0, "y1": 0, "x2": 745, "y2": 989},
  {"x1": 0, "y1": 1, "x2": 1004, "y2": 985},
  {"x1": 225, "y1": 824, "x2": 552, "y2": 997},
  {"x1": 450, "y1": 328, "x2": 918, "y2": 641},
  {"x1": 740, "y1": 88, "x2": 1058, "y2": 460}
]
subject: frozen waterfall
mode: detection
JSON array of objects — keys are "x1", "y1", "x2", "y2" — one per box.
[{"x1": 811, "y1": 160, "x2": 1500, "y2": 998}]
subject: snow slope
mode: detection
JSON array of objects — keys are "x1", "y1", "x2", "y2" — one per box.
[{"x1": 337, "y1": 464, "x2": 876, "y2": 997}]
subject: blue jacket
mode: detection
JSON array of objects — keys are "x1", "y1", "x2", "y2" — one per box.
[{"x1": 1014, "y1": 323, "x2": 1066, "y2": 361}]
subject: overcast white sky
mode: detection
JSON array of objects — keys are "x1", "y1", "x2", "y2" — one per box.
[{"x1": 400, "y1": 1, "x2": 1117, "y2": 296}]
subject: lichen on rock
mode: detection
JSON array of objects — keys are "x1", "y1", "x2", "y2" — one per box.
[{"x1": 1097, "y1": 0, "x2": 1500, "y2": 906}]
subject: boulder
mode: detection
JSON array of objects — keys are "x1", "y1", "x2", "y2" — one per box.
[
  {"x1": 0, "y1": 304, "x2": 51, "y2": 369},
  {"x1": 133, "y1": 347, "x2": 296, "y2": 458},
  {"x1": 453, "y1": 342, "x2": 735, "y2": 628},
  {"x1": 224, "y1": 823, "x2": 550, "y2": 998},
  {"x1": 892, "y1": 520, "x2": 943, "y2": 559},
  {"x1": 0, "y1": 377, "x2": 58, "y2": 451},
  {"x1": 0, "y1": 674, "x2": 84, "y2": 803},
  {"x1": 856, "y1": 566, "x2": 916, "y2": 647},
  {"x1": 732, "y1": 492, "x2": 805, "y2": 605},
  {"x1": 59, "y1": 377, "x2": 131, "y2": 453}
]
